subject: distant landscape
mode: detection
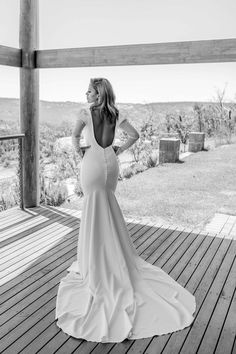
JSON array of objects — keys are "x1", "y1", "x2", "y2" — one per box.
[{"x1": 0, "y1": 97, "x2": 233, "y2": 129}]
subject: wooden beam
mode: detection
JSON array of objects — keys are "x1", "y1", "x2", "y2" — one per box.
[
  {"x1": 0, "y1": 134, "x2": 25, "y2": 141},
  {"x1": 19, "y1": 0, "x2": 39, "y2": 208},
  {"x1": 0, "y1": 45, "x2": 21, "y2": 67},
  {"x1": 36, "y1": 38, "x2": 236, "y2": 68}
]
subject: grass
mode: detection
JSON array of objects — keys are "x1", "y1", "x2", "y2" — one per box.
[
  {"x1": 62, "y1": 141, "x2": 236, "y2": 230},
  {"x1": 115, "y1": 142, "x2": 236, "y2": 229}
]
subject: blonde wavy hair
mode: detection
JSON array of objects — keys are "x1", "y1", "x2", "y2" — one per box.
[{"x1": 90, "y1": 78, "x2": 119, "y2": 122}]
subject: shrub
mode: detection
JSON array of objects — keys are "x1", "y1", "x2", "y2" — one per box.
[
  {"x1": 0, "y1": 178, "x2": 19, "y2": 211},
  {"x1": 193, "y1": 103, "x2": 205, "y2": 132},
  {"x1": 130, "y1": 162, "x2": 147, "y2": 174},
  {"x1": 3, "y1": 159, "x2": 10, "y2": 168},
  {"x1": 40, "y1": 176, "x2": 68, "y2": 206},
  {"x1": 129, "y1": 113, "x2": 159, "y2": 163},
  {"x1": 145, "y1": 151, "x2": 158, "y2": 168},
  {"x1": 122, "y1": 166, "x2": 134, "y2": 179},
  {"x1": 129, "y1": 139, "x2": 145, "y2": 163},
  {"x1": 42, "y1": 181, "x2": 68, "y2": 206}
]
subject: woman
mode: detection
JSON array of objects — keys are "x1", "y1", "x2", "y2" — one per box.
[{"x1": 55, "y1": 78, "x2": 196, "y2": 343}]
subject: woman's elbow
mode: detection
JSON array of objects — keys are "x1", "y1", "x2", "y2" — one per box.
[{"x1": 72, "y1": 131, "x2": 79, "y2": 138}]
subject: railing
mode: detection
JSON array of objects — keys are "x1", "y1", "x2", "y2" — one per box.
[{"x1": 0, "y1": 134, "x2": 25, "y2": 210}]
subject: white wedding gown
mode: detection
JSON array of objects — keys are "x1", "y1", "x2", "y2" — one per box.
[{"x1": 55, "y1": 108, "x2": 196, "y2": 343}]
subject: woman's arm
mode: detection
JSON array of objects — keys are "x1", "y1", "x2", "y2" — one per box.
[
  {"x1": 116, "y1": 119, "x2": 140, "y2": 155},
  {"x1": 72, "y1": 118, "x2": 86, "y2": 158}
]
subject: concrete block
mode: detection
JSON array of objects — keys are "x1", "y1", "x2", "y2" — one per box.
[
  {"x1": 188, "y1": 132, "x2": 205, "y2": 152},
  {"x1": 159, "y1": 138, "x2": 180, "y2": 163}
]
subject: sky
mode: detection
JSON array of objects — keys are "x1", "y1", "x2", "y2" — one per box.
[{"x1": 0, "y1": 0, "x2": 236, "y2": 103}]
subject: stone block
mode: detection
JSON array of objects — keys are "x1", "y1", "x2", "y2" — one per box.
[
  {"x1": 159, "y1": 138, "x2": 180, "y2": 163},
  {"x1": 188, "y1": 132, "x2": 205, "y2": 152}
]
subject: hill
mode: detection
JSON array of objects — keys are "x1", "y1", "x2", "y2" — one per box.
[{"x1": 0, "y1": 97, "x2": 233, "y2": 128}]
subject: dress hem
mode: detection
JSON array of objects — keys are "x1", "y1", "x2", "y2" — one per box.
[{"x1": 55, "y1": 306, "x2": 196, "y2": 343}]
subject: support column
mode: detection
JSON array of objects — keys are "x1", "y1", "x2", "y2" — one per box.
[{"x1": 19, "y1": 0, "x2": 39, "y2": 207}]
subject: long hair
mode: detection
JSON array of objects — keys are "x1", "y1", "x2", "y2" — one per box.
[{"x1": 90, "y1": 78, "x2": 119, "y2": 122}]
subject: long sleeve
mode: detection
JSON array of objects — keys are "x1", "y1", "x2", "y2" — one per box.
[
  {"x1": 117, "y1": 118, "x2": 140, "y2": 155},
  {"x1": 72, "y1": 117, "x2": 86, "y2": 158}
]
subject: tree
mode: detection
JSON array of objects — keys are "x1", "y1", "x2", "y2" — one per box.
[{"x1": 193, "y1": 103, "x2": 204, "y2": 132}]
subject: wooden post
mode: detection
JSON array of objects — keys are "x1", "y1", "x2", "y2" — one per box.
[
  {"x1": 188, "y1": 132, "x2": 205, "y2": 152},
  {"x1": 19, "y1": 0, "x2": 39, "y2": 207},
  {"x1": 159, "y1": 138, "x2": 180, "y2": 163}
]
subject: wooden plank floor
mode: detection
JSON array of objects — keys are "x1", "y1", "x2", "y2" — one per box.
[{"x1": 0, "y1": 205, "x2": 235, "y2": 354}]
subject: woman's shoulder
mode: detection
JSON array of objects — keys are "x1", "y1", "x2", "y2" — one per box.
[
  {"x1": 118, "y1": 111, "x2": 128, "y2": 127},
  {"x1": 77, "y1": 107, "x2": 90, "y2": 124}
]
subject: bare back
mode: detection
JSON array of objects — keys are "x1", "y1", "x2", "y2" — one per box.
[{"x1": 91, "y1": 108, "x2": 116, "y2": 149}]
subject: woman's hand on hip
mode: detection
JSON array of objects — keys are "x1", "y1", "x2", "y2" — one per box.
[{"x1": 81, "y1": 145, "x2": 91, "y2": 157}]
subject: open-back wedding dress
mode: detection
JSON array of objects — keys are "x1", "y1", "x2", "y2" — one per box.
[{"x1": 55, "y1": 107, "x2": 196, "y2": 343}]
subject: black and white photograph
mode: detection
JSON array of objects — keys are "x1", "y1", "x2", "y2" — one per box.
[{"x1": 0, "y1": 0, "x2": 236, "y2": 353}]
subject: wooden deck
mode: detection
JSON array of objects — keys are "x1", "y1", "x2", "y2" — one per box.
[{"x1": 0, "y1": 205, "x2": 235, "y2": 354}]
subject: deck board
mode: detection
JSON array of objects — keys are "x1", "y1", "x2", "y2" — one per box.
[
  {"x1": 147, "y1": 237, "x2": 232, "y2": 354},
  {"x1": 214, "y1": 285, "x2": 236, "y2": 354},
  {"x1": 0, "y1": 205, "x2": 235, "y2": 354},
  {"x1": 197, "y1": 256, "x2": 236, "y2": 354},
  {"x1": 180, "y1": 239, "x2": 235, "y2": 354}
]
